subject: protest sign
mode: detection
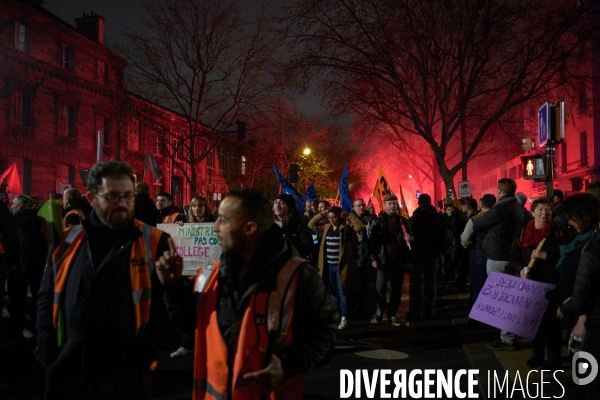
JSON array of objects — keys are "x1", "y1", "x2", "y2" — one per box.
[
  {"x1": 158, "y1": 223, "x2": 221, "y2": 275},
  {"x1": 469, "y1": 272, "x2": 555, "y2": 340}
]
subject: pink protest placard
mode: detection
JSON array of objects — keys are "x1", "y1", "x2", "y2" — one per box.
[{"x1": 469, "y1": 272, "x2": 556, "y2": 340}]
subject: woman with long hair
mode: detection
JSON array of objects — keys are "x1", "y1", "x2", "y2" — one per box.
[
  {"x1": 189, "y1": 196, "x2": 214, "y2": 223},
  {"x1": 511, "y1": 197, "x2": 565, "y2": 370}
]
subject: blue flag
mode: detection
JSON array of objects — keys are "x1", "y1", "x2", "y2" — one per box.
[
  {"x1": 303, "y1": 181, "x2": 317, "y2": 202},
  {"x1": 338, "y1": 164, "x2": 352, "y2": 213},
  {"x1": 273, "y1": 165, "x2": 305, "y2": 213}
]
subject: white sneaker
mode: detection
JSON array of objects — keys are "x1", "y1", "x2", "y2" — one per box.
[
  {"x1": 23, "y1": 328, "x2": 35, "y2": 339},
  {"x1": 170, "y1": 347, "x2": 193, "y2": 358},
  {"x1": 338, "y1": 317, "x2": 349, "y2": 330}
]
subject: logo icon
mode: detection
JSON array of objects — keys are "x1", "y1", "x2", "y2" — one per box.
[{"x1": 573, "y1": 351, "x2": 598, "y2": 385}]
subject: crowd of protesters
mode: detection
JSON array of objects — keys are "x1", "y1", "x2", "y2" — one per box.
[{"x1": 2, "y1": 165, "x2": 600, "y2": 398}]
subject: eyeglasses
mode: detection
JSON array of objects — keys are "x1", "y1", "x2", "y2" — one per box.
[
  {"x1": 96, "y1": 192, "x2": 135, "y2": 204},
  {"x1": 354, "y1": 204, "x2": 366, "y2": 208},
  {"x1": 273, "y1": 200, "x2": 288, "y2": 206}
]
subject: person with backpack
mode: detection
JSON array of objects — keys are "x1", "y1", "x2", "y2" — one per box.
[
  {"x1": 11, "y1": 195, "x2": 48, "y2": 338},
  {"x1": 407, "y1": 194, "x2": 446, "y2": 321}
]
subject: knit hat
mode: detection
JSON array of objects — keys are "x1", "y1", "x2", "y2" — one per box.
[
  {"x1": 327, "y1": 206, "x2": 343, "y2": 217},
  {"x1": 481, "y1": 194, "x2": 497, "y2": 208},
  {"x1": 274, "y1": 193, "x2": 295, "y2": 209},
  {"x1": 418, "y1": 193, "x2": 432, "y2": 205}
]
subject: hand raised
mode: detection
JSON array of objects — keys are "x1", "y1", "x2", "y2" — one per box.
[
  {"x1": 242, "y1": 354, "x2": 284, "y2": 394},
  {"x1": 155, "y1": 237, "x2": 183, "y2": 285}
]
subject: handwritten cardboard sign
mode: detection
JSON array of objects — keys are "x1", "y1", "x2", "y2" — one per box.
[
  {"x1": 158, "y1": 223, "x2": 221, "y2": 275},
  {"x1": 469, "y1": 272, "x2": 555, "y2": 340}
]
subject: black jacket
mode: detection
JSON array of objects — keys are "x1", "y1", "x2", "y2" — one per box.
[
  {"x1": 560, "y1": 231, "x2": 600, "y2": 333},
  {"x1": 369, "y1": 212, "x2": 410, "y2": 269},
  {"x1": 164, "y1": 223, "x2": 337, "y2": 382},
  {"x1": 13, "y1": 209, "x2": 47, "y2": 273},
  {"x1": 473, "y1": 196, "x2": 527, "y2": 261},
  {"x1": 134, "y1": 193, "x2": 160, "y2": 227},
  {"x1": 408, "y1": 205, "x2": 445, "y2": 263},
  {"x1": 352, "y1": 211, "x2": 374, "y2": 267},
  {"x1": 278, "y1": 210, "x2": 314, "y2": 260},
  {"x1": 0, "y1": 201, "x2": 19, "y2": 266},
  {"x1": 36, "y1": 212, "x2": 171, "y2": 398}
]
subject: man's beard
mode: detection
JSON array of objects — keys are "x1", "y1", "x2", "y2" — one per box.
[{"x1": 95, "y1": 204, "x2": 134, "y2": 230}]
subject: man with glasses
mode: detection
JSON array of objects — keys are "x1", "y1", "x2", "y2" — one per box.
[
  {"x1": 36, "y1": 161, "x2": 180, "y2": 399},
  {"x1": 351, "y1": 198, "x2": 374, "y2": 314},
  {"x1": 369, "y1": 194, "x2": 412, "y2": 326}
]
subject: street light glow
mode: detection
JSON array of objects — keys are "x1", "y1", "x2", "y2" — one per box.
[
  {"x1": 408, "y1": 174, "x2": 413, "y2": 178},
  {"x1": 303, "y1": 148, "x2": 311, "y2": 155}
]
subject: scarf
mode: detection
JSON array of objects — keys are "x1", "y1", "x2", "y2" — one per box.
[
  {"x1": 555, "y1": 229, "x2": 595, "y2": 272},
  {"x1": 516, "y1": 219, "x2": 552, "y2": 248}
]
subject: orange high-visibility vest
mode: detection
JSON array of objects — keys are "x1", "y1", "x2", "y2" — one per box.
[
  {"x1": 63, "y1": 209, "x2": 86, "y2": 228},
  {"x1": 52, "y1": 220, "x2": 162, "y2": 346},
  {"x1": 192, "y1": 257, "x2": 304, "y2": 400},
  {"x1": 161, "y1": 212, "x2": 185, "y2": 224}
]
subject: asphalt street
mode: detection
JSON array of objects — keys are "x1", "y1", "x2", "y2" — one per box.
[{"x1": 0, "y1": 273, "x2": 586, "y2": 400}]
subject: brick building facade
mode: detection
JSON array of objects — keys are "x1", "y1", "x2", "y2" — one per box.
[{"x1": 0, "y1": 0, "x2": 263, "y2": 208}]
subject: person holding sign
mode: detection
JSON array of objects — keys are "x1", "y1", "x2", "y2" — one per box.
[
  {"x1": 159, "y1": 189, "x2": 337, "y2": 399},
  {"x1": 511, "y1": 197, "x2": 565, "y2": 370}
]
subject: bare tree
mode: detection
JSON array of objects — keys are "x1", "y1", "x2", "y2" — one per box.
[
  {"x1": 283, "y1": 0, "x2": 599, "y2": 193},
  {"x1": 121, "y1": 0, "x2": 282, "y2": 194}
]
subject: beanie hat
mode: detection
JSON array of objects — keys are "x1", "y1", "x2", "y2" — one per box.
[
  {"x1": 274, "y1": 193, "x2": 295, "y2": 209},
  {"x1": 418, "y1": 193, "x2": 432, "y2": 205},
  {"x1": 481, "y1": 194, "x2": 497, "y2": 208}
]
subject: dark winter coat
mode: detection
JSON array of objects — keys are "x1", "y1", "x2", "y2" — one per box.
[
  {"x1": 134, "y1": 193, "x2": 160, "y2": 227},
  {"x1": 408, "y1": 205, "x2": 445, "y2": 263},
  {"x1": 368, "y1": 212, "x2": 411, "y2": 270},
  {"x1": 36, "y1": 212, "x2": 171, "y2": 398},
  {"x1": 560, "y1": 231, "x2": 600, "y2": 333},
  {"x1": 164, "y1": 223, "x2": 337, "y2": 381},
  {"x1": 0, "y1": 201, "x2": 20, "y2": 266},
  {"x1": 13, "y1": 209, "x2": 47, "y2": 274},
  {"x1": 278, "y1": 210, "x2": 314, "y2": 260},
  {"x1": 473, "y1": 195, "x2": 527, "y2": 261},
  {"x1": 352, "y1": 210, "x2": 375, "y2": 267}
]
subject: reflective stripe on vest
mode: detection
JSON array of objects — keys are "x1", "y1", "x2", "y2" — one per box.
[
  {"x1": 192, "y1": 257, "x2": 304, "y2": 400},
  {"x1": 52, "y1": 220, "x2": 162, "y2": 345},
  {"x1": 63, "y1": 209, "x2": 86, "y2": 228},
  {"x1": 162, "y1": 212, "x2": 184, "y2": 224}
]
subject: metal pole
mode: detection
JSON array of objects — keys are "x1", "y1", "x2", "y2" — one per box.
[
  {"x1": 545, "y1": 144, "x2": 555, "y2": 200},
  {"x1": 97, "y1": 130, "x2": 103, "y2": 162}
]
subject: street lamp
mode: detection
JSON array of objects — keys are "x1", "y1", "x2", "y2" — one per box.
[{"x1": 303, "y1": 148, "x2": 311, "y2": 156}]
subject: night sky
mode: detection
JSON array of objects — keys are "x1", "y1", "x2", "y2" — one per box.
[{"x1": 43, "y1": 0, "x2": 330, "y2": 123}]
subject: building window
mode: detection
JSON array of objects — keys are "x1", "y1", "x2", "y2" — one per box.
[
  {"x1": 207, "y1": 149, "x2": 213, "y2": 167},
  {"x1": 62, "y1": 44, "x2": 74, "y2": 71},
  {"x1": 59, "y1": 105, "x2": 75, "y2": 137},
  {"x1": 174, "y1": 139, "x2": 184, "y2": 160},
  {"x1": 154, "y1": 133, "x2": 165, "y2": 156},
  {"x1": 580, "y1": 132, "x2": 588, "y2": 167},
  {"x1": 127, "y1": 119, "x2": 140, "y2": 150},
  {"x1": 218, "y1": 148, "x2": 226, "y2": 171},
  {"x1": 95, "y1": 116, "x2": 110, "y2": 145},
  {"x1": 241, "y1": 155, "x2": 246, "y2": 175},
  {"x1": 508, "y1": 166, "x2": 516, "y2": 180},
  {"x1": 11, "y1": 92, "x2": 31, "y2": 127},
  {"x1": 97, "y1": 61, "x2": 108, "y2": 85},
  {"x1": 15, "y1": 22, "x2": 30, "y2": 53}
]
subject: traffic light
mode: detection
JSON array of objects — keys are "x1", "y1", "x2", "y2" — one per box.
[
  {"x1": 521, "y1": 155, "x2": 546, "y2": 180},
  {"x1": 236, "y1": 121, "x2": 246, "y2": 141}
]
